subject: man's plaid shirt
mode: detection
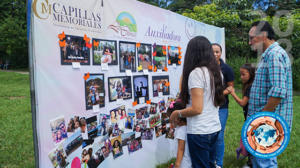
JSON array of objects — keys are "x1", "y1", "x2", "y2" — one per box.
[{"x1": 248, "y1": 42, "x2": 293, "y2": 129}]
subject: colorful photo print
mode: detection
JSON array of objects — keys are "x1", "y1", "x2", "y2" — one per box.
[
  {"x1": 152, "y1": 76, "x2": 170, "y2": 97},
  {"x1": 159, "y1": 99, "x2": 167, "y2": 113},
  {"x1": 134, "y1": 120, "x2": 148, "y2": 132},
  {"x1": 92, "y1": 39, "x2": 117, "y2": 65},
  {"x1": 166, "y1": 96, "x2": 176, "y2": 108},
  {"x1": 119, "y1": 41, "x2": 136, "y2": 72},
  {"x1": 161, "y1": 113, "x2": 169, "y2": 124},
  {"x1": 50, "y1": 116, "x2": 68, "y2": 144},
  {"x1": 111, "y1": 123, "x2": 124, "y2": 137},
  {"x1": 108, "y1": 76, "x2": 132, "y2": 102},
  {"x1": 137, "y1": 43, "x2": 152, "y2": 72},
  {"x1": 66, "y1": 116, "x2": 81, "y2": 133},
  {"x1": 127, "y1": 108, "x2": 136, "y2": 117},
  {"x1": 128, "y1": 136, "x2": 143, "y2": 154},
  {"x1": 153, "y1": 45, "x2": 167, "y2": 70},
  {"x1": 100, "y1": 141, "x2": 111, "y2": 159},
  {"x1": 110, "y1": 105, "x2": 126, "y2": 124},
  {"x1": 165, "y1": 127, "x2": 175, "y2": 139},
  {"x1": 150, "y1": 103, "x2": 158, "y2": 115},
  {"x1": 82, "y1": 139, "x2": 94, "y2": 149},
  {"x1": 133, "y1": 75, "x2": 149, "y2": 103},
  {"x1": 85, "y1": 73, "x2": 105, "y2": 110},
  {"x1": 86, "y1": 116, "x2": 98, "y2": 139},
  {"x1": 63, "y1": 130, "x2": 83, "y2": 156},
  {"x1": 141, "y1": 128, "x2": 154, "y2": 140},
  {"x1": 155, "y1": 125, "x2": 163, "y2": 138},
  {"x1": 60, "y1": 34, "x2": 90, "y2": 65},
  {"x1": 168, "y1": 46, "x2": 180, "y2": 65},
  {"x1": 111, "y1": 135, "x2": 123, "y2": 159},
  {"x1": 161, "y1": 123, "x2": 167, "y2": 135},
  {"x1": 121, "y1": 132, "x2": 135, "y2": 147},
  {"x1": 96, "y1": 136, "x2": 112, "y2": 158},
  {"x1": 81, "y1": 146, "x2": 104, "y2": 167},
  {"x1": 149, "y1": 114, "x2": 161, "y2": 128},
  {"x1": 136, "y1": 106, "x2": 150, "y2": 120},
  {"x1": 48, "y1": 143, "x2": 69, "y2": 168},
  {"x1": 98, "y1": 114, "x2": 111, "y2": 137},
  {"x1": 78, "y1": 117, "x2": 87, "y2": 134},
  {"x1": 125, "y1": 116, "x2": 134, "y2": 130}
]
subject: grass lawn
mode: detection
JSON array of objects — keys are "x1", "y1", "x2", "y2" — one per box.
[
  {"x1": 0, "y1": 71, "x2": 34, "y2": 167},
  {"x1": 0, "y1": 71, "x2": 299, "y2": 168}
]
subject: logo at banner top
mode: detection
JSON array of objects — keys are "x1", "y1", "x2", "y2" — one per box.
[
  {"x1": 109, "y1": 12, "x2": 137, "y2": 38},
  {"x1": 116, "y1": 12, "x2": 137, "y2": 33},
  {"x1": 185, "y1": 18, "x2": 196, "y2": 40},
  {"x1": 241, "y1": 112, "x2": 290, "y2": 159},
  {"x1": 32, "y1": 0, "x2": 51, "y2": 20}
]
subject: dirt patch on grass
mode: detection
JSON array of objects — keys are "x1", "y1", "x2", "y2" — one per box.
[{"x1": 9, "y1": 96, "x2": 26, "y2": 100}]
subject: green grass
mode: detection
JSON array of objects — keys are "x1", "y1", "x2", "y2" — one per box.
[
  {"x1": 0, "y1": 71, "x2": 34, "y2": 168},
  {"x1": 0, "y1": 71, "x2": 299, "y2": 168}
]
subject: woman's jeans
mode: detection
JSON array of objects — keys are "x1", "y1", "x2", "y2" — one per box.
[
  {"x1": 215, "y1": 108, "x2": 229, "y2": 167},
  {"x1": 187, "y1": 132, "x2": 219, "y2": 168}
]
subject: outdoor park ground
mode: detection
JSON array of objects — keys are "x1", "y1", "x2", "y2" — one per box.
[{"x1": 0, "y1": 70, "x2": 299, "y2": 168}]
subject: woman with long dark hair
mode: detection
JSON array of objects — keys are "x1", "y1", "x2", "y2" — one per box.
[{"x1": 170, "y1": 36, "x2": 225, "y2": 168}]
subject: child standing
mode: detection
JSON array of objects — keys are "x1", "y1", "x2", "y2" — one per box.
[
  {"x1": 227, "y1": 63, "x2": 255, "y2": 167},
  {"x1": 228, "y1": 63, "x2": 255, "y2": 120},
  {"x1": 167, "y1": 100, "x2": 192, "y2": 168}
]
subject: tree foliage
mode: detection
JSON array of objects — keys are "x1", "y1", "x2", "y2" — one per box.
[{"x1": 0, "y1": 0, "x2": 28, "y2": 68}]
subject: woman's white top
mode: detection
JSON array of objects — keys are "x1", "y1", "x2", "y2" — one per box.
[{"x1": 186, "y1": 67, "x2": 221, "y2": 134}]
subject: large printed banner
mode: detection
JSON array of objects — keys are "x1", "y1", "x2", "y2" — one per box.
[{"x1": 30, "y1": 0, "x2": 225, "y2": 167}]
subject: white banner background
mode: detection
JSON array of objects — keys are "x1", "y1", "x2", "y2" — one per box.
[{"x1": 31, "y1": 0, "x2": 225, "y2": 167}]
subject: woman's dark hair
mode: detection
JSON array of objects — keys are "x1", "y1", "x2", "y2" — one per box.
[
  {"x1": 180, "y1": 36, "x2": 225, "y2": 107},
  {"x1": 251, "y1": 21, "x2": 276, "y2": 40},
  {"x1": 211, "y1": 43, "x2": 222, "y2": 52},
  {"x1": 167, "y1": 99, "x2": 186, "y2": 122},
  {"x1": 113, "y1": 140, "x2": 120, "y2": 148},
  {"x1": 240, "y1": 63, "x2": 256, "y2": 96}
]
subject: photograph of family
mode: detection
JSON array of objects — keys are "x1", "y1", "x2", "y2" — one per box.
[
  {"x1": 119, "y1": 41, "x2": 136, "y2": 72},
  {"x1": 153, "y1": 45, "x2": 167, "y2": 70},
  {"x1": 167, "y1": 46, "x2": 180, "y2": 65},
  {"x1": 60, "y1": 35, "x2": 90, "y2": 65},
  {"x1": 48, "y1": 144, "x2": 69, "y2": 168},
  {"x1": 97, "y1": 114, "x2": 111, "y2": 137},
  {"x1": 84, "y1": 74, "x2": 105, "y2": 110},
  {"x1": 137, "y1": 43, "x2": 152, "y2": 72},
  {"x1": 108, "y1": 76, "x2": 132, "y2": 102},
  {"x1": 92, "y1": 39, "x2": 118, "y2": 65},
  {"x1": 152, "y1": 76, "x2": 170, "y2": 97},
  {"x1": 133, "y1": 75, "x2": 149, "y2": 103},
  {"x1": 50, "y1": 116, "x2": 68, "y2": 144}
]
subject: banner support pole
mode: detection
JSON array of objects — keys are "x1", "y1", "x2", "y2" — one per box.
[{"x1": 27, "y1": 0, "x2": 39, "y2": 167}]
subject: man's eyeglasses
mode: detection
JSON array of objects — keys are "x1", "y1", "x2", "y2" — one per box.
[{"x1": 249, "y1": 35, "x2": 256, "y2": 41}]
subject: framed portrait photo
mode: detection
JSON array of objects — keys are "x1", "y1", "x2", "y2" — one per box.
[
  {"x1": 133, "y1": 75, "x2": 149, "y2": 103},
  {"x1": 152, "y1": 75, "x2": 170, "y2": 97},
  {"x1": 108, "y1": 76, "x2": 132, "y2": 102},
  {"x1": 137, "y1": 43, "x2": 152, "y2": 72},
  {"x1": 153, "y1": 44, "x2": 167, "y2": 71},
  {"x1": 84, "y1": 73, "x2": 105, "y2": 110},
  {"x1": 92, "y1": 39, "x2": 117, "y2": 65},
  {"x1": 60, "y1": 34, "x2": 90, "y2": 65},
  {"x1": 119, "y1": 41, "x2": 136, "y2": 72}
]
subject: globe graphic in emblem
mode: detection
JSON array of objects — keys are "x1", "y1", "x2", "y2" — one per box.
[{"x1": 254, "y1": 124, "x2": 278, "y2": 147}]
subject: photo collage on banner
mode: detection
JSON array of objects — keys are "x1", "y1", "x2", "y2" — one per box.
[{"x1": 50, "y1": 30, "x2": 184, "y2": 167}]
